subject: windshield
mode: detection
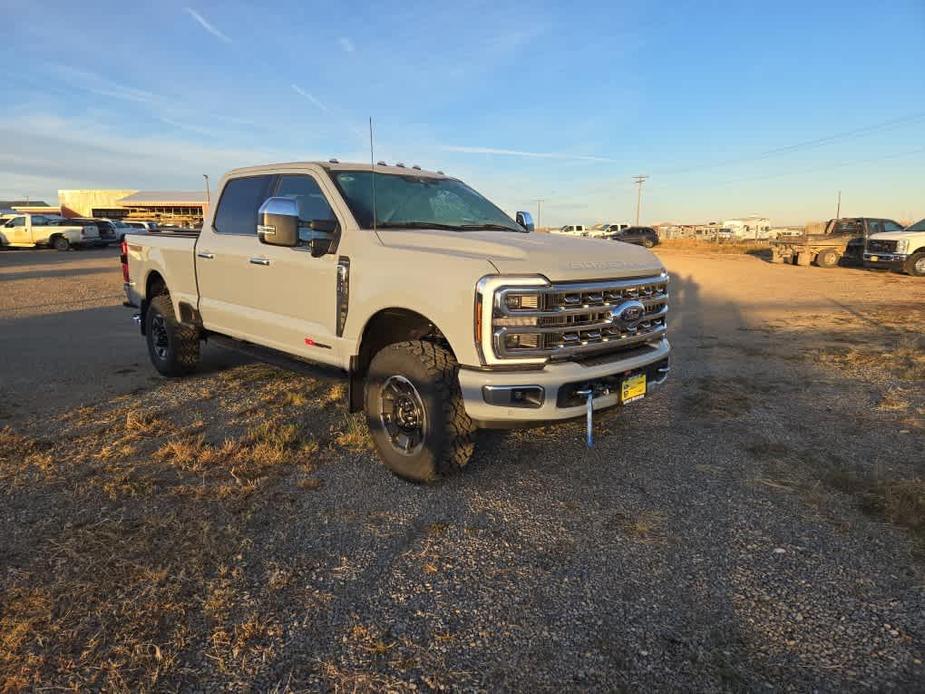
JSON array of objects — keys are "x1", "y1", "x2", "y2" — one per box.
[
  {"x1": 905, "y1": 219, "x2": 925, "y2": 231},
  {"x1": 331, "y1": 171, "x2": 522, "y2": 232}
]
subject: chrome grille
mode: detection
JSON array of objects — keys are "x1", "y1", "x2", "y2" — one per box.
[
  {"x1": 493, "y1": 274, "x2": 669, "y2": 359},
  {"x1": 867, "y1": 239, "x2": 897, "y2": 253}
]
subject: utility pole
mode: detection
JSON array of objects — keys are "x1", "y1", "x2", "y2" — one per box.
[
  {"x1": 835, "y1": 190, "x2": 841, "y2": 219},
  {"x1": 534, "y1": 198, "x2": 545, "y2": 229},
  {"x1": 203, "y1": 174, "x2": 211, "y2": 205},
  {"x1": 633, "y1": 175, "x2": 648, "y2": 226}
]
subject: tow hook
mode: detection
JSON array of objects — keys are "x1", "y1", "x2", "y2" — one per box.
[
  {"x1": 132, "y1": 313, "x2": 141, "y2": 324},
  {"x1": 575, "y1": 384, "x2": 612, "y2": 448}
]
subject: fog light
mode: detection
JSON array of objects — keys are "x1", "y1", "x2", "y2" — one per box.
[{"x1": 482, "y1": 385, "x2": 545, "y2": 408}]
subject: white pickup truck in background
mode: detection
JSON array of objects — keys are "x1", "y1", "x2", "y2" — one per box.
[
  {"x1": 1, "y1": 213, "x2": 101, "y2": 250},
  {"x1": 864, "y1": 218, "x2": 925, "y2": 277},
  {"x1": 122, "y1": 161, "x2": 671, "y2": 482}
]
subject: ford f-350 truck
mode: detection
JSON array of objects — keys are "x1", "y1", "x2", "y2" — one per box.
[{"x1": 123, "y1": 162, "x2": 671, "y2": 481}]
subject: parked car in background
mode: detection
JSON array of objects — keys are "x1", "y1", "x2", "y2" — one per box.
[
  {"x1": 587, "y1": 223, "x2": 629, "y2": 238},
  {"x1": 553, "y1": 224, "x2": 587, "y2": 236},
  {"x1": 864, "y1": 218, "x2": 925, "y2": 277},
  {"x1": 770, "y1": 217, "x2": 904, "y2": 268},
  {"x1": 0, "y1": 213, "x2": 101, "y2": 250},
  {"x1": 124, "y1": 220, "x2": 159, "y2": 232},
  {"x1": 65, "y1": 219, "x2": 111, "y2": 247},
  {"x1": 92, "y1": 219, "x2": 120, "y2": 245},
  {"x1": 607, "y1": 226, "x2": 659, "y2": 248}
]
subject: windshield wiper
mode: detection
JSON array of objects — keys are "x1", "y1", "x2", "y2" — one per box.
[
  {"x1": 376, "y1": 222, "x2": 464, "y2": 231},
  {"x1": 458, "y1": 223, "x2": 525, "y2": 233}
]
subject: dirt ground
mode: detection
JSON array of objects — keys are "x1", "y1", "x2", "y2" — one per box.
[{"x1": 1, "y1": 245, "x2": 923, "y2": 691}]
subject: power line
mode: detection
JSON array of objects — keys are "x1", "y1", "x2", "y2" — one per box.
[
  {"x1": 655, "y1": 110, "x2": 925, "y2": 178},
  {"x1": 709, "y1": 146, "x2": 925, "y2": 187}
]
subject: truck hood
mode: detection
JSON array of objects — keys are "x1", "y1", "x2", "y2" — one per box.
[
  {"x1": 868, "y1": 231, "x2": 923, "y2": 242},
  {"x1": 375, "y1": 229, "x2": 664, "y2": 281}
]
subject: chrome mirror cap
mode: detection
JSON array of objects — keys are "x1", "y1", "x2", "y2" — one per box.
[
  {"x1": 258, "y1": 196, "x2": 299, "y2": 218},
  {"x1": 516, "y1": 210, "x2": 535, "y2": 232}
]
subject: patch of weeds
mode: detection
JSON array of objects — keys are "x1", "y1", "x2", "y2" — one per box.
[
  {"x1": 682, "y1": 377, "x2": 754, "y2": 418},
  {"x1": 334, "y1": 414, "x2": 372, "y2": 452},
  {"x1": 610, "y1": 510, "x2": 665, "y2": 543},
  {"x1": 826, "y1": 472, "x2": 925, "y2": 544}
]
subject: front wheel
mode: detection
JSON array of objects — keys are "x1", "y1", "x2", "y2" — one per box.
[
  {"x1": 642, "y1": 238, "x2": 655, "y2": 249},
  {"x1": 364, "y1": 341, "x2": 474, "y2": 482},
  {"x1": 145, "y1": 294, "x2": 200, "y2": 376},
  {"x1": 52, "y1": 236, "x2": 70, "y2": 251},
  {"x1": 906, "y1": 252, "x2": 925, "y2": 277}
]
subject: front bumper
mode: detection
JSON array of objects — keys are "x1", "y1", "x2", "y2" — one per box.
[
  {"x1": 458, "y1": 339, "x2": 670, "y2": 426},
  {"x1": 863, "y1": 252, "x2": 907, "y2": 271}
]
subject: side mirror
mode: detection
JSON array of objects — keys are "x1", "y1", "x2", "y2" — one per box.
[
  {"x1": 515, "y1": 210, "x2": 535, "y2": 232},
  {"x1": 257, "y1": 197, "x2": 299, "y2": 247}
]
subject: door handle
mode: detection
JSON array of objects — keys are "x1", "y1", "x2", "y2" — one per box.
[
  {"x1": 249, "y1": 256, "x2": 271, "y2": 266},
  {"x1": 197, "y1": 251, "x2": 215, "y2": 259}
]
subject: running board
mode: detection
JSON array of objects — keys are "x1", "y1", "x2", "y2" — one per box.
[{"x1": 208, "y1": 334, "x2": 346, "y2": 384}]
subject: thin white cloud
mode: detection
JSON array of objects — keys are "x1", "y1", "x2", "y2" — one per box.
[
  {"x1": 184, "y1": 7, "x2": 232, "y2": 43},
  {"x1": 442, "y1": 145, "x2": 616, "y2": 163},
  {"x1": 50, "y1": 64, "x2": 158, "y2": 104},
  {"x1": 291, "y1": 84, "x2": 330, "y2": 113},
  {"x1": 338, "y1": 37, "x2": 355, "y2": 53}
]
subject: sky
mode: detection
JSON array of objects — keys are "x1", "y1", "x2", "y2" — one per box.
[{"x1": 1, "y1": 0, "x2": 923, "y2": 226}]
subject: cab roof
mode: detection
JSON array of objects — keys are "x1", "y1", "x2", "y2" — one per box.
[{"x1": 225, "y1": 161, "x2": 449, "y2": 179}]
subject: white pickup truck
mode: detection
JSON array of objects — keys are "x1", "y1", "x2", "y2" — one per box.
[
  {"x1": 864, "y1": 218, "x2": 925, "y2": 277},
  {"x1": 1, "y1": 213, "x2": 101, "y2": 250},
  {"x1": 123, "y1": 161, "x2": 671, "y2": 481}
]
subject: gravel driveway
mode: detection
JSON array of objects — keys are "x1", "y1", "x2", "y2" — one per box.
[{"x1": 1, "y1": 247, "x2": 923, "y2": 691}]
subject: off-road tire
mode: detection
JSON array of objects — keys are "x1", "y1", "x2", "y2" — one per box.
[
  {"x1": 145, "y1": 294, "x2": 200, "y2": 376},
  {"x1": 815, "y1": 249, "x2": 840, "y2": 268},
  {"x1": 52, "y1": 236, "x2": 70, "y2": 251},
  {"x1": 906, "y1": 252, "x2": 925, "y2": 277},
  {"x1": 364, "y1": 340, "x2": 474, "y2": 482}
]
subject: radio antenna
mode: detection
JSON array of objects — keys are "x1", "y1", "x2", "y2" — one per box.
[{"x1": 369, "y1": 117, "x2": 377, "y2": 232}]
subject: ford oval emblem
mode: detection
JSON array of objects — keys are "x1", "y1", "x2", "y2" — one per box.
[{"x1": 611, "y1": 300, "x2": 646, "y2": 328}]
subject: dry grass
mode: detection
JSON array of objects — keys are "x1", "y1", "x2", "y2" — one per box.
[
  {"x1": 334, "y1": 414, "x2": 373, "y2": 452},
  {"x1": 746, "y1": 438, "x2": 925, "y2": 548},
  {"x1": 816, "y1": 333, "x2": 925, "y2": 384},
  {"x1": 658, "y1": 238, "x2": 771, "y2": 255},
  {"x1": 0, "y1": 364, "x2": 374, "y2": 690},
  {"x1": 611, "y1": 510, "x2": 665, "y2": 543},
  {"x1": 826, "y1": 473, "x2": 925, "y2": 545}
]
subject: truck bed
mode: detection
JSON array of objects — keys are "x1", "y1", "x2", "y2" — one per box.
[{"x1": 124, "y1": 230, "x2": 199, "y2": 313}]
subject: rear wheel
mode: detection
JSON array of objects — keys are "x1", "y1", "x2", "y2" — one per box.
[
  {"x1": 145, "y1": 294, "x2": 200, "y2": 376},
  {"x1": 52, "y1": 236, "x2": 70, "y2": 251},
  {"x1": 364, "y1": 341, "x2": 474, "y2": 482},
  {"x1": 815, "y1": 249, "x2": 840, "y2": 268},
  {"x1": 906, "y1": 252, "x2": 925, "y2": 277}
]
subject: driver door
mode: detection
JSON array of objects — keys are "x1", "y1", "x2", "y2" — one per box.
[
  {"x1": 4, "y1": 216, "x2": 30, "y2": 245},
  {"x1": 196, "y1": 172, "x2": 343, "y2": 365}
]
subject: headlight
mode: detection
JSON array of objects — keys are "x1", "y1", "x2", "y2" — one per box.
[
  {"x1": 896, "y1": 239, "x2": 909, "y2": 254},
  {"x1": 475, "y1": 276, "x2": 549, "y2": 366}
]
